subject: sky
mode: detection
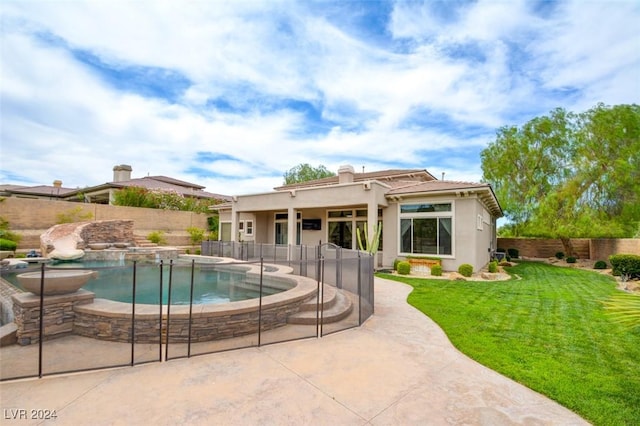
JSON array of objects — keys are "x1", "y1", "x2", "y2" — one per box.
[{"x1": 1, "y1": 0, "x2": 639, "y2": 196}]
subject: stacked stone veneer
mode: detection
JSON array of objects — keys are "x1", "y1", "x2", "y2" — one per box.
[
  {"x1": 40, "y1": 220, "x2": 136, "y2": 256},
  {"x1": 73, "y1": 294, "x2": 311, "y2": 343},
  {"x1": 12, "y1": 290, "x2": 94, "y2": 345}
]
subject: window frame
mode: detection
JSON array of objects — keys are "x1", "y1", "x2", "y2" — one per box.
[
  {"x1": 398, "y1": 200, "x2": 454, "y2": 257},
  {"x1": 326, "y1": 208, "x2": 383, "y2": 250}
]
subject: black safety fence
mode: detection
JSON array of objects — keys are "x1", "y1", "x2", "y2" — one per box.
[{"x1": 0, "y1": 243, "x2": 374, "y2": 381}]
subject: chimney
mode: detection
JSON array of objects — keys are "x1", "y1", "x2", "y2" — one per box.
[
  {"x1": 338, "y1": 165, "x2": 355, "y2": 184},
  {"x1": 52, "y1": 180, "x2": 62, "y2": 188},
  {"x1": 113, "y1": 164, "x2": 132, "y2": 182}
]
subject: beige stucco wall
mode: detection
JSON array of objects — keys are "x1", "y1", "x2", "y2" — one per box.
[
  {"x1": 383, "y1": 195, "x2": 497, "y2": 272},
  {"x1": 0, "y1": 197, "x2": 209, "y2": 249}
]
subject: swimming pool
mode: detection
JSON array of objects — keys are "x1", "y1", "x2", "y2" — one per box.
[{"x1": 3, "y1": 260, "x2": 287, "y2": 305}]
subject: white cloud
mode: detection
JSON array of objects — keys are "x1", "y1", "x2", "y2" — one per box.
[{"x1": 1, "y1": 0, "x2": 638, "y2": 196}]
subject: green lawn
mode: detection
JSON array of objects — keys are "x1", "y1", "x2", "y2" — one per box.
[{"x1": 378, "y1": 261, "x2": 640, "y2": 426}]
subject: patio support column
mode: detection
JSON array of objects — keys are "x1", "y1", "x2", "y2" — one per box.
[
  {"x1": 231, "y1": 206, "x2": 240, "y2": 242},
  {"x1": 287, "y1": 206, "x2": 296, "y2": 260}
]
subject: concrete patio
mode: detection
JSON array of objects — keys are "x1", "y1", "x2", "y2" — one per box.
[{"x1": 0, "y1": 277, "x2": 588, "y2": 425}]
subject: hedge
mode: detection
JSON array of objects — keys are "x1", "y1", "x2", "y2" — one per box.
[{"x1": 609, "y1": 254, "x2": 640, "y2": 279}]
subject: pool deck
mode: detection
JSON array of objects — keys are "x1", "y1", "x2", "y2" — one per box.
[{"x1": 0, "y1": 277, "x2": 588, "y2": 425}]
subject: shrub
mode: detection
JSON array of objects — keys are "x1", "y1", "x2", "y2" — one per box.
[
  {"x1": 186, "y1": 226, "x2": 206, "y2": 245},
  {"x1": 488, "y1": 261, "x2": 498, "y2": 273},
  {"x1": 430, "y1": 264, "x2": 443, "y2": 276},
  {"x1": 397, "y1": 261, "x2": 411, "y2": 275},
  {"x1": 506, "y1": 255, "x2": 512, "y2": 262},
  {"x1": 555, "y1": 251, "x2": 565, "y2": 259},
  {"x1": 458, "y1": 263, "x2": 473, "y2": 277},
  {"x1": 566, "y1": 256, "x2": 577, "y2": 264},
  {"x1": 393, "y1": 258, "x2": 402, "y2": 271},
  {"x1": 0, "y1": 238, "x2": 17, "y2": 251},
  {"x1": 507, "y1": 248, "x2": 519, "y2": 259},
  {"x1": 147, "y1": 231, "x2": 167, "y2": 245},
  {"x1": 0, "y1": 217, "x2": 21, "y2": 243},
  {"x1": 56, "y1": 206, "x2": 93, "y2": 224},
  {"x1": 609, "y1": 254, "x2": 640, "y2": 279},
  {"x1": 593, "y1": 260, "x2": 608, "y2": 270}
]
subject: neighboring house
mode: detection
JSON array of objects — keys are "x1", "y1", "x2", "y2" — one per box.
[
  {"x1": 214, "y1": 165, "x2": 502, "y2": 272},
  {"x1": 0, "y1": 164, "x2": 230, "y2": 205}
]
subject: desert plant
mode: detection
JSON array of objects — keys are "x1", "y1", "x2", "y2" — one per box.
[
  {"x1": 430, "y1": 264, "x2": 443, "y2": 276},
  {"x1": 488, "y1": 261, "x2": 498, "y2": 273},
  {"x1": 186, "y1": 226, "x2": 206, "y2": 245},
  {"x1": 609, "y1": 254, "x2": 640, "y2": 280},
  {"x1": 593, "y1": 260, "x2": 608, "y2": 270},
  {"x1": 0, "y1": 238, "x2": 17, "y2": 251},
  {"x1": 356, "y1": 222, "x2": 382, "y2": 255},
  {"x1": 56, "y1": 206, "x2": 93, "y2": 224},
  {"x1": 458, "y1": 263, "x2": 473, "y2": 277},
  {"x1": 566, "y1": 256, "x2": 577, "y2": 264},
  {"x1": 147, "y1": 230, "x2": 167, "y2": 245},
  {"x1": 507, "y1": 248, "x2": 519, "y2": 259},
  {"x1": 555, "y1": 251, "x2": 565, "y2": 259},
  {"x1": 397, "y1": 261, "x2": 411, "y2": 275}
]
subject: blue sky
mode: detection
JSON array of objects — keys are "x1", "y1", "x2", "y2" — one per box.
[{"x1": 1, "y1": 0, "x2": 639, "y2": 195}]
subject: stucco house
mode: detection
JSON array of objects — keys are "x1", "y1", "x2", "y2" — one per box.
[{"x1": 215, "y1": 165, "x2": 503, "y2": 272}]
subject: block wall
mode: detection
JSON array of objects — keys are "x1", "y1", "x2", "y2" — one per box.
[
  {"x1": 497, "y1": 237, "x2": 640, "y2": 259},
  {"x1": 0, "y1": 197, "x2": 209, "y2": 249}
]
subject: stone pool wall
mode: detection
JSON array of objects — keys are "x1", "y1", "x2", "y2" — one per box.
[
  {"x1": 12, "y1": 290, "x2": 95, "y2": 345},
  {"x1": 72, "y1": 294, "x2": 311, "y2": 343},
  {"x1": 10, "y1": 262, "x2": 318, "y2": 345}
]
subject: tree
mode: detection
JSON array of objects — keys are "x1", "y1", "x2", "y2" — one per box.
[
  {"x1": 482, "y1": 103, "x2": 640, "y2": 256},
  {"x1": 282, "y1": 163, "x2": 335, "y2": 185}
]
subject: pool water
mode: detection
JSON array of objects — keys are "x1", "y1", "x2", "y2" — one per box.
[{"x1": 2, "y1": 262, "x2": 284, "y2": 305}]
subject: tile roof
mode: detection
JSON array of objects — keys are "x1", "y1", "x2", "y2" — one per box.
[
  {"x1": 1, "y1": 184, "x2": 77, "y2": 197},
  {"x1": 386, "y1": 180, "x2": 491, "y2": 195},
  {"x1": 274, "y1": 168, "x2": 435, "y2": 190},
  {"x1": 108, "y1": 177, "x2": 230, "y2": 200}
]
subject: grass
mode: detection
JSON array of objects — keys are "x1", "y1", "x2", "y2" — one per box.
[{"x1": 378, "y1": 261, "x2": 640, "y2": 426}]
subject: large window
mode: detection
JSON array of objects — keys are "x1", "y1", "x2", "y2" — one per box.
[
  {"x1": 327, "y1": 208, "x2": 382, "y2": 250},
  {"x1": 400, "y1": 202, "x2": 452, "y2": 255}
]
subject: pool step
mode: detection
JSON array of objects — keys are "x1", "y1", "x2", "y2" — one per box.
[
  {"x1": 287, "y1": 287, "x2": 353, "y2": 325},
  {"x1": 133, "y1": 235, "x2": 158, "y2": 248}
]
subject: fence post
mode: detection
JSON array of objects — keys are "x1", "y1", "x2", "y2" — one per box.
[
  {"x1": 130, "y1": 261, "x2": 137, "y2": 366},
  {"x1": 164, "y1": 260, "x2": 174, "y2": 361},
  {"x1": 187, "y1": 259, "x2": 195, "y2": 357},
  {"x1": 316, "y1": 256, "x2": 323, "y2": 338},
  {"x1": 158, "y1": 260, "x2": 164, "y2": 362},
  {"x1": 38, "y1": 263, "x2": 45, "y2": 378},
  {"x1": 357, "y1": 252, "x2": 362, "y2": 325},
  {"x1": 258, "y1": 257, "x2": 264, "y2": 346}
]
